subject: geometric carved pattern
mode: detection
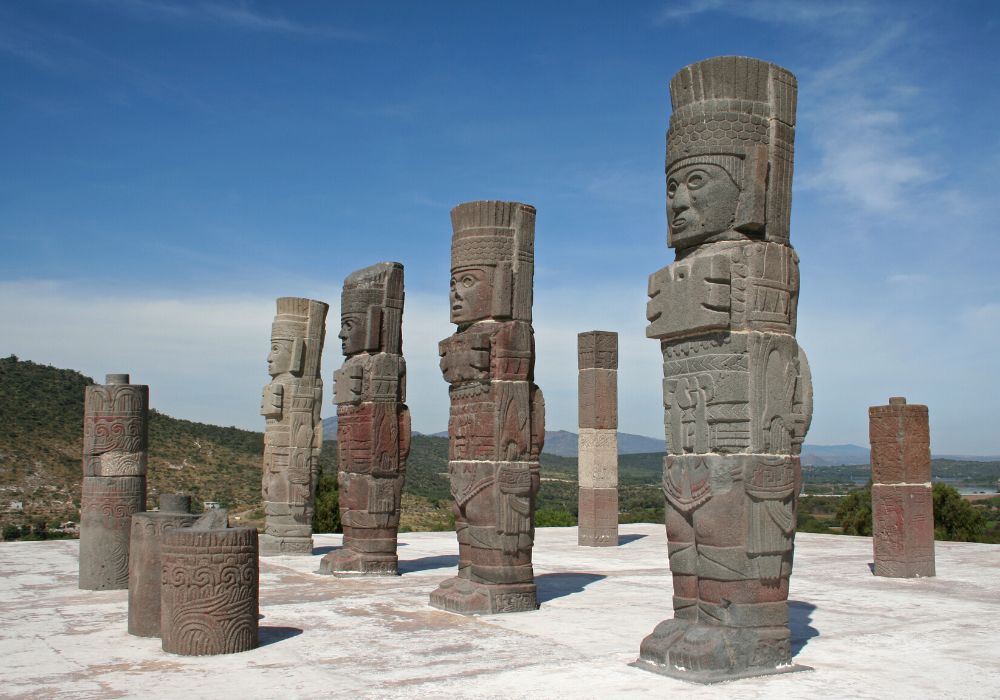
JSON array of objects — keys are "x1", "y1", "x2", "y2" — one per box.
[
  {"x1": 430, "y1": 200, "x2": 545, "y2": 615},
  {"x1": 128, "y1": 510, "x2": 199, "y2": 638},
  {"x1": 79, "y1": 373, "x2": 148, "y2": 591},
  {"x1": 639, "y1": 57, "x2": 811, "y2": 682}
]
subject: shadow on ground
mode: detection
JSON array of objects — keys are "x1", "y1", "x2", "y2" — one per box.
[
  {"x1": 259, "y1": 626, "x2": 303, "y2": 647},
  {"x1": 399, "y1": 554, "x2": 460, "y2": 574},
  {"x1": 789, "y1": 600, "x2": 819, "y2": 655},
  {"x1": 535, "y1": 572, "x2": 607, "y2": 604},
  {"x1": 618, "y1": 534, "x2": 648, "y2": 545}
]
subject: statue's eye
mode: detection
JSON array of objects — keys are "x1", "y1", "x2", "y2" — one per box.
[
  {"x1": 687, "y1": 171, "x2": 707, "y2": 189},
  {"x1": 462, "y1": 276, "x2": 475, "y2": 288},
  {"x1": 667, "y1": 180, "x2": 678, "y2": 197}
]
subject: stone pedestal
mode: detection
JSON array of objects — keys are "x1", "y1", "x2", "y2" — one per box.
[
  {"x1": 260, "y1": 297, "x2": 328, "y2": 556},
  {"x1": 637, "y1": 57, "x2": 812, "y2": 683},
  {"x1": 128, "y1": 509, "x2": 198, "y2": 637},
  {"x1": 160, "y1": 527, "x2": 259, "y2": 656},
  {"x1": 870, "y1": 397, "x2": 935, "y2": 578},
  {"x1": 429, "y1": 201, "x2": 545, "y2": 615},
  {"x1": 79, "y1": 373, "x2": 148, "y2": 590},
  {"x1": 319, "y1": 263, "x2": 410, "y2": 577},
  {"x1": 578, "y1": 331, "x2": 619, "y2": 546}
]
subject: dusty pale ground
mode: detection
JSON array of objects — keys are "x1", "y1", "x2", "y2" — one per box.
[{"x1": 1, "y1": 524, "x2": 998, "y2": 699}]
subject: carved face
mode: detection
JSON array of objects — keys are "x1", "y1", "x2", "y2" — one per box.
[
  {"x1": 667, "y1": 162, "x2": 740, "y2": 247},
  {"x1": 339, "y1": 313, "x2": 367, "y2": 356},
  {"x1": 450, "y1": 267, "x2": 492, "y2": 325},
  {"x1": 267, "y1": 339, "x2": 294, "y2": 376}
]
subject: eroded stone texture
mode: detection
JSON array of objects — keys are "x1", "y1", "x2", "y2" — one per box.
[
  {"x1": 158, "y1": 494, "x2": 191, "y2": 514},
  {"x1": 429, "y1": 200, "x2": 545, "y2": 615},
  {"x1": 79, "y1": 373, "x2": 148, "y2": 590},
  {"x1": 260, "y1": 297, "x2": 328, "y2": 555},
  {"x1": 319, "y1": 262, "x2": 410, "y2": 577},
  {"x1": 160, "y1": 527, "x2": 259, "y2": 656},
  {"x1": 870, "y1": 398, "x2": 935, "y2": 578},
  {"x1": 128, "y1": 496, "x2": 197, "y2": 638},
  {"x1": 638, "y1": 57, "x2": 813, "y2": 683},
  {"x1": 578, "y1": 331, "x2": 619, "y2": 546}
]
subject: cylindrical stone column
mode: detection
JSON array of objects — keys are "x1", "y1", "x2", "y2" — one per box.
[
  {"x1": 128, "y1": 496, "x2": 197, "y2": 638},
  {"x1": 159, "y1": 494, "x2": 192, "y2": 514},
  {"x1": 870, "y1": 397, "x2": 935, "y2": 577},
  {"x1": 160, "y1": 527, "x2": 259, "y2": 656},
  {"x1": 578, "y1": 331, "x2": 619, "y2": 546},
  {"x1": 79, "y1": 373, "x2": 148, "y2": 590}
]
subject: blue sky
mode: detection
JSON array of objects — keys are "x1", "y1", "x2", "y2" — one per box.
[{"x1": 2, "y1": 0, "x2": 999, "y2": 454}]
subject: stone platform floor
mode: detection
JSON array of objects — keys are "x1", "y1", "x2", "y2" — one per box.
[{"x1": 1, "y1": 524, "x2": 998, "y2": 699}]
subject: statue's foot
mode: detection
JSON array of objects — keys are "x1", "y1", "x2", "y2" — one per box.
[
  {"x1": 638, "y1": 617, "x2": 693, "y2": 665},
  {"x1": 429, "y1": 578, "x2": 537, "y2": 615},
  {"x1": 670, "y1": 625, "x2": 792, "y2": 679},
  {"x1": 317, "y1": 549, "x2": 398, "y2": 576}
]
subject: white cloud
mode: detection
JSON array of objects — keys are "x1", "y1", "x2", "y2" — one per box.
[{"x1": 655, "y1": 0, "x2": 871, "y2": 27}]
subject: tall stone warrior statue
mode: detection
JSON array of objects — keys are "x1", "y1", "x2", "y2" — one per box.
[
  {"x1": 319, "y1": 262, "x2": 410, "y2": 576},
  {"x1": 638, "y1": 57, "x2": 813, "y2": 682},
  {"x1": 260, "y1": 297, "x2": 329, "y2": 555},
  {"x1": 79, "y1": 373, "x2": 148, "y2": 590},
  {"x1": 430, "y1": 200, "x2": 545, "y2": 615}
]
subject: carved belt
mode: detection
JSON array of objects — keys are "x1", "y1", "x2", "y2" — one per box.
[{"x1": 662, "y1": 456, "x2": 712, "y2": 513}]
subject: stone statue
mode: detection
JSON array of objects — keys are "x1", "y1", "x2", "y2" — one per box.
[
  {"x1": 128, "y1": 495, "x2": 198, "y2": 637},
  {"x1": 160, "y1": 523, "x2": 258, "y2": 656},
  {"x1": 578, "y1": 331, "x2": 619, "y2": 546},
  {"x1": 429, "y1": 200, "x2": 545, "y2": 615},
  {"x1": 870, "y1": 397, "x2": 935, "y2": 577},
  {"x1": 319, "y1": 262, "x2": 410, "y2": 576},
  {"x1": 637, "y1": 56, "x2": 813, "y2": 682},
  {"x1": 260, "y1": 297, "x2": 329, "y2": 555},
  {"x1": 79, "y1": 373, "x2": 148, "y2": 590}
]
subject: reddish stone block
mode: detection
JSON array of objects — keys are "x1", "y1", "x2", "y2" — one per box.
[
  {"x1": 578, "y1": 487, "x2": 618, "y2": 546},
  {"x1": 579, "y1": 369, "x2": 618, "y2": 430},
  {"x1": 870, "y1": 398, "x2": 931, "y2": 484},
  {"x1": 872, "y1": 484, "x2": 935, "y2": 578}
]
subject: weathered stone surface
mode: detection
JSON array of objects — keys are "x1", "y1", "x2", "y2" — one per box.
[
  {"x1": 319, "y1": 262, "x2": 410, "y2": 577},
  {"x1": 80, "y1": 373, "x2": 149, "y2": 591},
  {"x1": 260, "y1": 297, "x2": 328, "y2": 556},
  {"x1": 127, "y1": 511, "x2": 198, "y2": 637},
  {"x1": 639, "y1": 56, "x2": 811, "y2": 682},
  {"x1": 79, "y1": 475, "x2": 146, "y2": 590},
  {"x1": 578, "y1": 330, "x2": 618, "y2": 370},
  {"x1": 579, "y1": 368, "x2": 618, "y2": 430},
  {"x1": 870, "y1": 397, "x2": 934, "y2": 578},
  {"x1": 160, "y1": 527, "x2": 259, "y2": 656},
  {"x1": 578, "y1": 429, "x2": 618, "y2": 489},
  {"x1": 430, "y1": 201, "x2": 544, "y2": 615},
  {"x1": 578, "y1": 487, "x2": 619, "y2": 546},
  {"x1": 158, "y1": 494, "x2": 191, "y2": 514}
]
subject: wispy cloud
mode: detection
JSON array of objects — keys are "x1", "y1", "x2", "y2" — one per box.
[
  {"x1": 655, "y1": 0, "x2": 871, "y2": 28},
  {"x1": 85, "y1": 0, "x2": 368, "y2": 39}
]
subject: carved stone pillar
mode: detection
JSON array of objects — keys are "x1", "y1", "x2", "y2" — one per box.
[
  {"x1": 79, "y1": 373, "x2": 148, "y2": 590},
  {"x1": 430, "y1": 200, "x2": 545, "y2": 615},
  {"x1": 870, "y1": 397, "x2": 935, "y2": 577},
  {"x1": 637, "y1": 57, "x2": 813, "y2": 682},
  {"x1": 578, "y1": 331, "x2": 619, "y2": 546},
  {"x1": 160, "y1": 527, "x2": 259, "y2": 656},
  {"x1": 260, "y1": 297, "x2": 329, "y2": 555},
  {"x1": 128, "y1": 495, "x2": 197, "y2": 637},
  {"x1": 319, "y1": 262, "x2": 410, "y2": 576}
]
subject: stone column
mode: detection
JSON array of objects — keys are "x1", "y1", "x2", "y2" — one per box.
[
  {"x1": 79, "y1": 373, "x2": 148, "y2": 590},
  {"x1": 430, "y1": 200, "x2": 545, "y2": 615},
  {"x1": 577, "y1": 331, "x2": 619, "y2": 546},
  {"x1": 260, "y1": 297, "x2": 329, "y2": 555},
  {"x1": 128, "y1": 495, "x2": 198, "y2": 637},
  {"x1": 870, "y1": 397, "x2": 935, "y2": 577},
  {"x1": 638, "y1": 57, "x2": 813, "y2": 682},
  {"x1": 319, "y1": 262, "x2": 410, "y2": 576},
  {"x1": 160, "y1": 526, "x2": 259, "y2": 656}
]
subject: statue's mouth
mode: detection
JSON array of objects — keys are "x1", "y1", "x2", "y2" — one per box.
[{"x1": 672, "y1": 216, "x2": 688, "y2": 230}]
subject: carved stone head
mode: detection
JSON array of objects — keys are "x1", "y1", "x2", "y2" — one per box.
[
  {"x1": 666, "y1": 56, "x2": 797, "y2": 249},
  {"x1": 449, "y1": 200, "x2": 535, "y2": 327},
  {"x1": 340, "y1": 262, "x2": 404, "y2": 356},
  {"x1": 269, "y1": 297, "x2": 329, "y2": 378}
]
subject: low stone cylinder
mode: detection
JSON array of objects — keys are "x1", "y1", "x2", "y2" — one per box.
[
  {"x1": 160, "y1": 527, "x2": 259, "y2": 656},
  {"x1": 79, "y1": 475, "x2": 146, "y2": 590},
  {"x1": 128, "y1": 511, "x2": 199, "y2": 637},
  {"x1": 159, "y1": 494, "x2": 192, "y2": 514}
]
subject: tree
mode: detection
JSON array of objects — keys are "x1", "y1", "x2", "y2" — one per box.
[
  {"x1": 534, "y1": 507, "x2": 576, "y2": 527},
  {"x1": 835, "y1": 484, "x2": 872, "y2": 536},
  {"x1": 312, "y1": 472, "x2": 341, "y2": 534},
  {"x1": 932, "y1": 483, "x2": 987, "y2": 542}
]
